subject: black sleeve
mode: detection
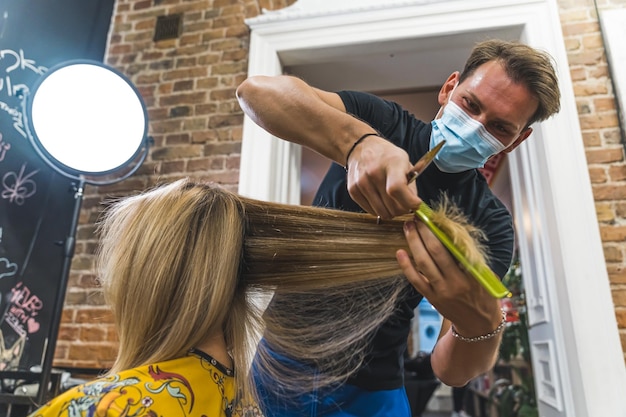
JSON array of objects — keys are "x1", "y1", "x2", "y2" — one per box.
[{"x1": 312, "y1": 163, "x2": 363, "y2": 213}]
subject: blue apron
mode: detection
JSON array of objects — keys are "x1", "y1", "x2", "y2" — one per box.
[{"x1": 252, "y1": 341, "x2": 411, "y2": 417}]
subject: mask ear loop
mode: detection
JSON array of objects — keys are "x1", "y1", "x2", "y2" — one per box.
[{"x1": 434, "y1": 81, "x2": 459, "y2": 119}]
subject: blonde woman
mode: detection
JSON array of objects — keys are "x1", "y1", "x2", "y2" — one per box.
[{"x1": 29, "y1": 178, "x2": 460, "y2": 417}]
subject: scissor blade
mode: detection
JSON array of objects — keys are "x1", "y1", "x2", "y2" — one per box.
[{"x1": 406, "y1": 140, "x2": 446, "y2": 184}]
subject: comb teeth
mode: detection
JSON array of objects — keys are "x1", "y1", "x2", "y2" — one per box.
[
  {"x1": 417, "y1": 203, "x2": 433, "y2": 215},
  {"x1": 413, "y1": 203, "x2": 510, "y2": 299}
]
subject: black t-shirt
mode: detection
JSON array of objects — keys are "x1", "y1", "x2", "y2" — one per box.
[{"x1": 312, "y1": 90, "x2": 515, "y2": 390}]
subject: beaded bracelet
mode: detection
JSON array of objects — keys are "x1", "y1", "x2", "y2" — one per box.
[
  {"x1": 450, "y1": 309, "x2": 507, "y2": 343},
  {"x1": 344, "y1": 132, "x2": 379, "y2": 171}
]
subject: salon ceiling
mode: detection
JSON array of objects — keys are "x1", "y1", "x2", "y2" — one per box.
[{"x1": 281, "y1": 26, "x2": 523, "y2": 94}]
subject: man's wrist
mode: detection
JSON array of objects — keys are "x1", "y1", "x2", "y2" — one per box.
[{"x1": 344, "y1": 132, "x2": 379, "y2": 171}]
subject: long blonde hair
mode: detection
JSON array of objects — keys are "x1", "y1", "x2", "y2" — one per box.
[
  {"x1": 96, "y1": 178, "x2": 489, "y2": 405},
  {"x1": 242, "y1": 195, "x2": 413, "y2": 399},
  {"x1": 97, "y1": 180, "x2": 252, "y2": 378}
]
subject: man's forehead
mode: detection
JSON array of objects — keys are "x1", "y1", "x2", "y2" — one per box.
[{"x1": 460, "y1": 61, "x2": 537, "y2": 128}]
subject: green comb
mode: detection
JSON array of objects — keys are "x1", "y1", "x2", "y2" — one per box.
[{"x1": 414, "y1": 203, "x2": 511, "y2": 299}]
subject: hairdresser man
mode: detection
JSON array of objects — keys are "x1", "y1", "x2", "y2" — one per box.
[{"x1": 237, "y1": 39, "x2": 560, "y2": 416}]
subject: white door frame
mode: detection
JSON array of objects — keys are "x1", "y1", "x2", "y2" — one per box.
[{"x1": 239, "y1": 1, "x2": 626, "y2": 415}]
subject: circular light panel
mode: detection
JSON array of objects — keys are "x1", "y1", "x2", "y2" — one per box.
[{"x1": 29, "y1": 61, "x2": 147, "y2": 175}]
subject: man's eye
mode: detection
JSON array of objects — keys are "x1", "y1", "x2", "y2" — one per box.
[
  {"x1": 489, "y1": 124, "x2": 516, "y2": 144},
  {"x1": 463, "y1": 98, "x2": 479, "y2": 113},
  {"x1": 494, "y1": 124, "x2": 509, "y2": 133}
]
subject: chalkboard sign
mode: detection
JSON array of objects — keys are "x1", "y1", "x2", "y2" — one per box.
[{"x1": 0, "y1": 0, "x2": 115, "y2": 375}]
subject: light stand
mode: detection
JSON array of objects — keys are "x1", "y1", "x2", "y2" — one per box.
[{"x1": 14, "y1": 60, "x2": 151, "y2": 406}]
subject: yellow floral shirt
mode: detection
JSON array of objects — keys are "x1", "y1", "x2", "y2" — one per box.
[{"x1": 29, "y1": 350, "x2": 263, "y2": 417}]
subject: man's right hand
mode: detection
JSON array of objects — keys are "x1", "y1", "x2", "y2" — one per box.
[{"x1": 346, "y1": 134, "x2": 422, "y2": 218}]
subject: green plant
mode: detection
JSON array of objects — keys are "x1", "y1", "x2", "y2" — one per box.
[{"x1": 488, "y1": 259, "x2": 538, "y2": 417}]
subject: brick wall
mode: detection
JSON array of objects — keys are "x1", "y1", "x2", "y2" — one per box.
[
  {"x1": 558, "y1": 0, "x2": 626, "y2": 359},
  {"x1": 53, "y1": 0, "x2": 626, "y2": 369}
]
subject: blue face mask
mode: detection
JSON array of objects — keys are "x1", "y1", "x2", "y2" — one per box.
[{"x1": 430, "y1": 99, "x2": 506, "y2": 173}]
